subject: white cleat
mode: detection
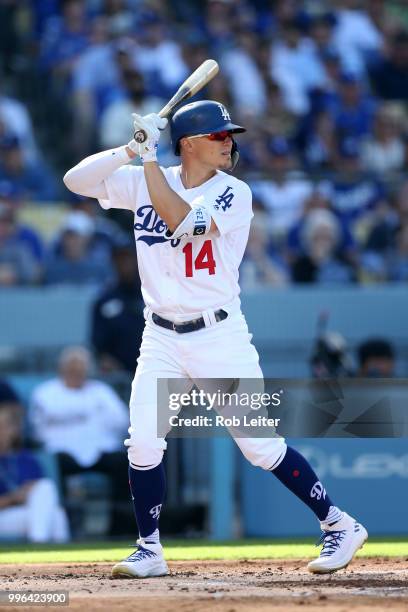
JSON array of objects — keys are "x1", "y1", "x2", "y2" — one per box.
[
  {"x1": 111, "y1": 540, "x2": 169, "y2": 578},
  {"x1": 307, "y1": 512, "x2": 368, "y2": 574}
]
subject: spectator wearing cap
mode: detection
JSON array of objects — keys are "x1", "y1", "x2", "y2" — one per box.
[
  {"x1": 369, "y1": 30, "x2": 408, "y2": 100},
  {"x1": 325, "y1": 72, "x2": 377, "y2": 140},
  {"x1": 310, "y1": 13, "x2": 358, "y2": 88},
  {"x1": 0, "y1": 193, "x2": 44, "y2": 264},
  {"x1": 361, "y1": 103, "x2": 406, "y2": 174},
  {"x1": 0, "y1": 383, "x2": 70, "y2": 543},
  {"x1": 357, "y1": 338, "x2": 395, "y2": 377},
  {"x1": 44, "y1": 211, "x2": 112, "y2": 286},
  {"x1": 250, "y1": 136, "x2": 313, "y2": 241},
  {"x1": 305, "y1": 47, "x2": 345, "y2": 121},
  {"x1": 0, "y1": 203, "x2": 40, "y2": 286},
  {"x1": 91, "y1": 240, "x2": 145, "y2": 373},
  {"x1": 320, "y1": 137, "x2": 386, "y2": 242},
  {"x1": 0, "y1": 134, "x2": 59, "y2": 202},
  {"x1": 291, "y1": 208, "x2": 355, "y2": 284}
]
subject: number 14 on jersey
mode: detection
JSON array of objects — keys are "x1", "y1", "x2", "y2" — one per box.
[{"x1": 182, "y1": 240, "x2": 216, "y2": 277}]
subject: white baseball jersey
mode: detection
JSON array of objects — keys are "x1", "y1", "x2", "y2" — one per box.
[{"x1": 98, "y1": 165, "x2": 253, "y2": 317}]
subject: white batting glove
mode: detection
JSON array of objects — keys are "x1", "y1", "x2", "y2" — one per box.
[{"x1": 127, "y1": 113, "x2": 168, "y2": 162}]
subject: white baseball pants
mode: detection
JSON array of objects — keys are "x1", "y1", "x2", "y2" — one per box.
[{"x1": 125, "y1": 301, "x2": 286, "y2": 471}]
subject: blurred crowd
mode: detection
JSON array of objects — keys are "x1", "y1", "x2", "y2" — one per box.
[{"x1": 0, "y1": 0, "x2": 407, "y2": 288}]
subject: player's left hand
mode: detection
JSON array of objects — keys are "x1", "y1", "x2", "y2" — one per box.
[{"x1": 128, "y1": 113, "x2": 168, "y2": 162}]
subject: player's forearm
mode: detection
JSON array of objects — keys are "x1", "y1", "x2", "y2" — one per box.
[
  {"x1": 63, "y1": 146, "x2": 132, "y2": 198},
  {"x1": 143, "y1": 162, "x2": 190, "y2": 232}
]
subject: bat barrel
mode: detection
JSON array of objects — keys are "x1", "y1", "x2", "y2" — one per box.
[{"x1": 132, "y1": 59, "x2": 219, "y2": 145}]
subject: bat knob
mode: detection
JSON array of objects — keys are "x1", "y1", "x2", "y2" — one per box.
[{"x1": 134, "y1": 129, "x2": 147, "y2": 144}]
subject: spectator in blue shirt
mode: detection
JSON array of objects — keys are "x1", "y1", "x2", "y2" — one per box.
[
  {"x1": 320, "y1": 137, "x2": 386, "y2": 241},
  {"x1": 0, "y1": 395, "x2": 70, "y2": 542},
  {"x1": 0, "y1": 135, "x2": 59, "y2": 203},
  {"x1": 0, "y1": 202, "x2": 40, "y2": 286},
  {"x1": 44, "y1": 211, "x2": 112, "y2": 286},
  {"x1": 39, "y1": 0, "x2": 89, "y2": 80},
  {"x1": 0, "y1": 187, "x2": 44, "y2": 263},
  {"x1": 325, "y1": 72, "x2": 377, "y2": 140}
]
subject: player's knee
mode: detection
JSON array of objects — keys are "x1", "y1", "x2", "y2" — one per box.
[
  {"x1": 241, "y1": 439, "x2": 287, "y2": 471},
  {"x1": 125, "y1": 432, "x2": 166, "y2": 470},
  {"x1": 127, "y1": 445, "x2": 164, "y2": 470}
]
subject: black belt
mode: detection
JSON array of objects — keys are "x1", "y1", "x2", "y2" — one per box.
[{"x1": 152, "y1": 309, "x2": 228, "y2": 333}]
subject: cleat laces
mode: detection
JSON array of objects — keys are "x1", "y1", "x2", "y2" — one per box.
[
  {"x1": 126, "y1": 546, "x2": 157, "y2": 562},
  {"x1": 316, "y1": 530, "x2": 346, "y2": 557}
]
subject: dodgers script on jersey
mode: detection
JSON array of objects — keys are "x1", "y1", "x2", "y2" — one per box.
[{"x1": 98, "y1": 165, "x2": 253, "y2": 316}]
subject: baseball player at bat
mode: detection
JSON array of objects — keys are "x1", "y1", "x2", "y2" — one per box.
[{"x1": 64, "y1": 99, "x2": 367, "y2": 578}]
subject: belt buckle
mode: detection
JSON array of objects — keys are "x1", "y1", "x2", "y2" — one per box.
[{"x1": 172, "y1": 321, "x2": 178, "y2": 332}]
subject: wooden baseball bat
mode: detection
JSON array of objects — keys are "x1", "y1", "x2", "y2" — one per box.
[{"x1": 133, "y1": 59, "x2": 219, "y2": 143}]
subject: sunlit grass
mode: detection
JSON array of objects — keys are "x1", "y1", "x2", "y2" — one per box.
[{"x1": 0, "y1": 537, "x2": 406, "y2": 564}]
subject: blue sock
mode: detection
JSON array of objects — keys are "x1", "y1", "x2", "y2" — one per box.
[
  {"x1": 128, "y1": 462, "x2": 166, "y2": 540},
  {"x1": 271, "y1": 446, "x2": 334, "y2": 521}
]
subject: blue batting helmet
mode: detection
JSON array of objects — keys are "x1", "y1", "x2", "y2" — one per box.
[{"x1": 170, "y1": 100, "x2": 245, "y2": 155}]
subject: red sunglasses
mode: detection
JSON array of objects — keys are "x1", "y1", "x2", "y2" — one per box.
[
  {"x1": 188, "y1": 130, "x2": 233, "y2": 142},
  {"x1": 206, "y1": 130, "x2": 233, "y2": 141}
]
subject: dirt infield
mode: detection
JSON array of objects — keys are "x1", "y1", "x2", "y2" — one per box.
[{"x1": 0, "y1": 558, "x2": 407, "y2": 611}]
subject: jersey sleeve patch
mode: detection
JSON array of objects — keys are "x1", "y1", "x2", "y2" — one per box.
[
  {"x1": 213, "y1": 186, "x2": 235, "y2": 212},
  {"x1": 207, "y1": 181, "x2": 253, "y2": 236}
]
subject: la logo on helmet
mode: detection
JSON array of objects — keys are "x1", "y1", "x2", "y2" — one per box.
[{"x1": 218, "y1": 104, "x2": 231, "y2": 121}]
